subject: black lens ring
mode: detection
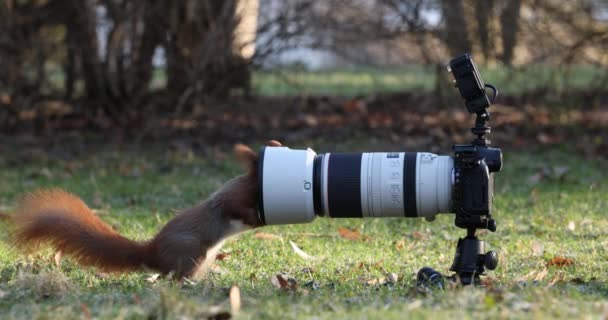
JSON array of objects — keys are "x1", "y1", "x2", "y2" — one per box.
[
  {"x1": 403, "y1": 152, "x2": 418, "y2": 217},
  {"x1": 257, "y1": 146, "x2": 267, "y2": 225},
  {"x1": 327, "y1": 153, "x2": 363, "y2": 218},
  {"x1": 313, "y1": 154, "x2": 324, "y2": 216}
]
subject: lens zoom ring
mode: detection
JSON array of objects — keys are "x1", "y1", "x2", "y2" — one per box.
[
  {"x1": 403, "y1": 152, "x2": 418, "y2": 217},
  {"x1": 327, "y1": 153, "x2": 363, "y2": 217}
]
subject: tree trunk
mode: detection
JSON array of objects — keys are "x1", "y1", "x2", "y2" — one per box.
[
  {"x1": 64, "y1": 0, "x2": 123, "y2": 123},
  {"x1": 164, "y1": 0, "x2": 252, "y2": 100},
  {"x1": 440, "y1": 0, "x2": 472, "y2": 57},
  {"x1": 129, "y1": 0, "x2": 164, "y2": 96},
  {"x1": 475, "y1": 0, "x2": 495, "y2": 62},
  {"x1": 65, "y1": 0, "x2": 105, "y2": 100},
  {"x1": 500, "y1": 0, "x2": 521, "y2": 66}
]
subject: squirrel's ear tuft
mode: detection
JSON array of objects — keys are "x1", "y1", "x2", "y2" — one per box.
[{"x1": 234, "y1": 144, "x2": 257, "y2": 173}]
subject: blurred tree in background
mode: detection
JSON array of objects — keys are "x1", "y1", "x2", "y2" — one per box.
[{"x1": 0, "y1": 0, "x2": 606, "y2": 130}]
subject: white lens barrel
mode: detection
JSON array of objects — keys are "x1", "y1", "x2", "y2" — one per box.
[
  {"x1": 258, "y1": 148, "x2": 454, "y2": 224},
  {"x1": 357, "y1": 152, "x2": 453, "y2": 219},
  {"x1": 415, "y1": 153, "x2": 454, "y2": 218},
  {"x1": 258, "y1": 147, "x2": 317, "y2": 224}
]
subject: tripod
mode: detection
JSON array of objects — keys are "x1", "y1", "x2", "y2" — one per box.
[{"x1": 418, "y1": 228, "x2": 498, "y2": 287}]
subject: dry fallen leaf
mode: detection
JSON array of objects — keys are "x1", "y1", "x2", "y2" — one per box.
[
  {"x1": 337, "y1": 227, "x2": 361, "y2": 241},
  {"x1": 254, "y1": 232, "x2": 283, "y2": 241},
  {"x1": 547, "y1": 256, "x2": 574, "y2": 268},
  {"x1": 363, "y1": 276, "x2": 386, "y2": 286},
  {"x1": 394, "y1": 239, "x2": 406, "y2": 251},
  {"x1": 289, "y1": 240, "x2": 318, "y2": 260},
  {"x1": 216, "y1": 253, "x2": 231, "y2": 261},
  {"x1": 54, "y1": 250, "x2": 63, "y2": 267},
  {"x1": 411, "y1": 231, "x2": 425, "y2": 240},
  {"x1": 229, "y1": 286, "x2": 241, "y2": 315},
  {"x1": 270, "y1": 274, "x2": 298, "y2": 291},
  {"x1": 146, "y1": 273, "x2": 160, "y2": 283}
]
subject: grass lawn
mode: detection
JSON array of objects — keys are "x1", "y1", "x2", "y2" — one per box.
[
  {"x1": 252, "y1": 65, "x2": 606, "y2": 97},
  {"x1": 0, "y1": 142, "x2": 607, "y2": 319}
]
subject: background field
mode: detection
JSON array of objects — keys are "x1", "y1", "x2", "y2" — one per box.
[
  {"x1": 0, "y1": 140, "x2": 606, "y2": 319},
  {"x1": 252, "y1": 65, "x2": 607, "y2": 97}
]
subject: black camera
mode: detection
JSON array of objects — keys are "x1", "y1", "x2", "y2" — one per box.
[
  {"x1": 258, "y1": 54, "x2": 502, "y2": 286},
  {"x1": 450, "y1": 53, "x2": 492, "y2": 114}
]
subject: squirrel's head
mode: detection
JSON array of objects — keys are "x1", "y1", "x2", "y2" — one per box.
[{"x1": 226, "y1": 140, "x2": 282, "y2": 227}]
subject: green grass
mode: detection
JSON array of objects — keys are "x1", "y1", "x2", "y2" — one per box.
[
  {"x1": 38, "y1": 63, "x2": 606, "y2": 98},
  {"x1": 253, "y1": 65, "x2": 607, "y2": 97},
  {"x1": 0, "y1": 143, "x2": 607, "y2": 319}
]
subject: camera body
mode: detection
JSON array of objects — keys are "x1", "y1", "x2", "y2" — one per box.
[
  {"x1": 452, "y1": 144, "x2": 501, "y2": 231},
  {"x1": 257, "y1": 54, "x2": 502, "y2": 233}
]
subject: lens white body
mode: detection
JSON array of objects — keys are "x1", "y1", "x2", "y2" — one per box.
[
  {"x1": 259, "y1": 147, "x2": 317, "y2": 224},
  {"x1": 358, "y1": 152, "x2": 453, "y2": 219},
  {"x1": 415, "y1": 153, "x2": 453, "y2": 218},
  {"x1": 258, "y1": 148, "x2": 454, "y2": 225}
]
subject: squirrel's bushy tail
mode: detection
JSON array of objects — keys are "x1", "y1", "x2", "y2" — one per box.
[{"x1": 12, "y1": 189, "x2": 150, "y2": 272}]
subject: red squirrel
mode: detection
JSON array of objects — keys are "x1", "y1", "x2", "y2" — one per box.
[{"x1": 11, "y1": 141, "x2": 281, "y2": 279}]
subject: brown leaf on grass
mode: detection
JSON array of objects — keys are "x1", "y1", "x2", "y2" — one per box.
[
  {"x1": 411, "y1": 231, "x2": 425, "y2": 240},
  {"x1": 215, "y1": 253, "x2": 230, "y2": 261},
  {"x1": 254, "y1": 232, "x2": 283, "y2": 241},
  {"x1": 337, "y1": 227, "x2": 361, "y2": 240},
  {"x1": 229, "y1": 286, "x2": 241, "y2": 315},
  {"x1": 362, "y1": 276, "x2": 386, "y2": 286},
  {"x1": 343, "y1": 99, "x2": 367, "y2": 114},
  {"x1": 394, "y1": 239, "x2": 406, "y2": 251},
  {"x1": 356, "y1": 260, "x2": 385, "y2": 272},
  {"x1": 547, "y1": 257, "x2": 574, "y2": 268},
  {"x1": 270, "y1": 274, "x2": 298, "y2": 291}
]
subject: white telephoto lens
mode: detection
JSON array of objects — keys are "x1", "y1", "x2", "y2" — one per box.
[
  {"x1": 259, "y1": 147, "x2": 317, "y2": 224},
  {"x1": 415, "y1": 153, "x2": 454, "y2": 219},
  {"x1": 354, "y1": 152, "x2": 453, "y2": 220},
  {"x1": 259, "y1": 148, "x2": 454, "y2": 224},
  {"x1": 360, "y1": 152, "x2": 406, "y2": 218}
]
